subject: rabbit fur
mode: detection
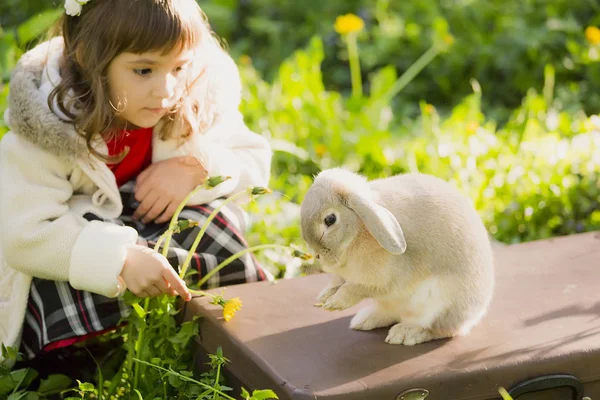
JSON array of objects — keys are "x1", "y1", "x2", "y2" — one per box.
[{"x1": 300, "y1": 168, "x2": 495, "y2": 345}]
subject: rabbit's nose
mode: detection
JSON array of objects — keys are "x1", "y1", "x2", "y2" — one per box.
[{"x1": 316, "y1": 254, "x2": 321, "y2": 260}]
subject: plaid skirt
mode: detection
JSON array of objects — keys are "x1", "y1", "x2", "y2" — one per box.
[{"x1": 19, "y1": 181, "x2": 267, "y2": 360}]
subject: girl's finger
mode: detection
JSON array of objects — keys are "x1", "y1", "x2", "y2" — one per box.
[
  {"x1": 134, "y1": 191, "x2": 160, "y2": 220},
  {"x1": 155, "y1": 201, "x2": 179, "y2": 224},
  {"x1": 162, "y1": 267, "x2": 191, "y2": 301},
  {"x1": 142, "y1": 196, "x2": 170, "y2": 223}
]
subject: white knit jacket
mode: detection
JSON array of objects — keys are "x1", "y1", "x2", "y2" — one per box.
[{"x1": 0, "y1": 37, "x2": 272, "y2": 363}]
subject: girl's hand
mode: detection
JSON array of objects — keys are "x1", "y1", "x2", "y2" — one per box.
[
  {"x1": 134, "y1": 156, "x2": 208, "y2": 224},
  {"x1": 120, "y1": 244, "x2": 192, "y2": 300}
]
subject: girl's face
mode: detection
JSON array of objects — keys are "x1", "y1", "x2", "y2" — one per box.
[{"x1": 106, "y1": 45, "x2": 195, "y2": 129}]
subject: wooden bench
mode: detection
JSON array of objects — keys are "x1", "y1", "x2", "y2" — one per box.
[{"x1": 183, "y1": 231, "x2": 600, "y2": 400}]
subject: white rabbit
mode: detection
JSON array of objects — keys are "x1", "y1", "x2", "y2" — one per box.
[{"x1": 300, "y1": 168, "x2": 494, "y2": 345}]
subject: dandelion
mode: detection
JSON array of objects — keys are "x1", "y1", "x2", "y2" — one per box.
[
  {"x1": 222, "y1": 297, "x2": 243, "y2": 322},
  {"x1": 207, "y1": 293, "x2": 242, "y2": 321},
  {"x1": 466, "y1": 121, "x2": 479, "y2": 134},
  {"x1": 250, "y1": 186, "x2": 272, "y2": 196},
  {"x1": 173, "y1": 219, "x2": 199, "y2": 233},
  {"x1": 443, "y1": 34, "x2": 455, "y2": 46},
  {"x1": 292, "y1": 249, "x2": 313, "y2": 260},
  {"x1": 334, "y1": 14, "x2": 365, "y2": 35},
  {"x1": 239, "y1": 55, "x2": 252, "y2": 65},
  {"x1": 586, "y1": 26, "x2": 600, "y2": 45},
  {"x1": 315, "y1": 144, "x2": 327, "y2": 157},
  {"x1": 206, "y1": 175, "x2": 232, "y2": 188},
  {"x1": 334, "y1": 13, "x2": 364, "y2": 98}
]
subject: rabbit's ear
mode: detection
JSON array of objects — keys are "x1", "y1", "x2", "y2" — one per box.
[{"x1": 346, "y1": 193, "x2": 407, "y2": 254}]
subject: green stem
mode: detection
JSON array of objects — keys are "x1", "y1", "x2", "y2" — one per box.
[
  {"x1": 133, "y1": 358, "x2": 236, "y2": 400},
  {"x1": 380, "y1": 44, "x2": 441, "y2": 104},
  {"x1": 161, "y1": 185, "x2": 205, "y2": 257},
  {"x1": 153, "y1": 234, "x2": 166, "y2": 253},
  {"x1": 212, "y1": 363, "x2": 222, "y2": 400},
  {"x1": 126, "y1": 322, "x2": 135, "y2": 379},
  {"x1": 132, "y1": 299, "x2": 149, "y2": 391},
  {"x1": 346, "y1": 32, "x2": 362, "y2": 98},
  {"x1": 197, "y1": 244, "x2": 290, "y2": 288},
  {"x1": 179, "y1": 190, "x2": 251, "y2": 279}
]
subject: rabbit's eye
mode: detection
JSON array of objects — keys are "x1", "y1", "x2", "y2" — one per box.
[{"x1": 324, "y1": 214, "x2": 336, "y2": 227}]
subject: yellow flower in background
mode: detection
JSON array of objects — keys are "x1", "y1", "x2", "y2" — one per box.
[
  {"x1": 443, "y1": 34, "x2": 455, "y2": 46},
  {"x1": 586, "y1": 26, "x2": 600, "y2": 45},
  {"x1": 315, "y1": 144, "x2": 327, "y2": 157},
  {"x1": 223, "y1": 297, "x2": 242, "y2": 322},
  {"x1": 466, "y1": 121, "x2": 479, "y2": 134},
  {"x1": 334, "y1": 14, "x2": 364, "y2": 35},
  {"x1": 239, "y1": 54, "x2": 252, "y2": 65}
]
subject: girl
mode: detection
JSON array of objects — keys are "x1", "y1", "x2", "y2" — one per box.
[{"x1": 0, "y1": 0, "x2": 272, "y2": 365}]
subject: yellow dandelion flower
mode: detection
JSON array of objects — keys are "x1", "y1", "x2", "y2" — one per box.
[
  {"x1": 586, "y1": 26, "x2": 600, "y2": 45},
  {"x1": 334, "y1": 14, "x2": 364, "y2": 35},
  {"x1": 239, "y1": 54, "x2": 252, "y2": 65},
  {"x1": 315, "y1": 144, "x2": 327, "y2": 157},
  {"x1": 223, "y1": 297, "x2": 242, "y2": 322},
  {"x1": 466, "y1": 121, "x2": 479, "y2": 134},
  {"x1": 292, "y1": 249, "x2": 313, "y2": 260},
  {"x1": 443, "y1": 34, "x2": 455, "y2": 46}
]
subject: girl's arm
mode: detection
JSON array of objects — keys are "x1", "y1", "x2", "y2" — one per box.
[{"x1": 0, "y1": 133, "x2": 138, "y2": 297}]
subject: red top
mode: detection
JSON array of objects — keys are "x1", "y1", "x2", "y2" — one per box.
[{"x1": 105, "y1": 127, "x2": 154, "y2": 187}]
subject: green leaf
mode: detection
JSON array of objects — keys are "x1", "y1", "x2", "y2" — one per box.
[
  {"x1": 0, "y1": 33, "x2": 18, "y2": 80},
  {"x1": 249, "y1": 389, "x2": 279, "y2": 400},
  {"x1": 241, "y1": 387, "x2": 250, "y2": 399},
  {"x1": 8, "y1": 391, "x2": 39, "y2": 400},
  {"x1": 0, "y1": 368, "x2": 38, "y2": 396},
  {"x1": 167, "y1": 320, "x2": 198, "y2": 347},
  {"x1": 132, "y1": 303, "x2": 147, "y2": 318},
  {"x1": 16, "y1": 8, "x2": 62, "y2": 45},
  {"x1": 369, "y1": 65, "x2": 397, "y2": 100},
  {"x1": 77, "y1": 381, "x2": 95, "y2": 392},
  {"x1": 37, "y1": 374, "x2": 72, "y2": 394}
]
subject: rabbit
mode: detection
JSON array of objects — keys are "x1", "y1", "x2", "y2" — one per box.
[{"x1": 300, "y1": 168, "x2": 495, "y2": 345}]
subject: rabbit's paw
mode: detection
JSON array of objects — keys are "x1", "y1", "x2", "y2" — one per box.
[
  {"x1": 350, "y1": 305, "x2": 396, "y2": 331},
  {"x1": 385, "y1": 323, "x2": 434, "y2": 345},
  {"x1": 317, "y1": 276, "x2": 345, "y2": 304},
  {"x1": 317, "y1": 284, "x2": 341, "y2": 304},
  {"x1": 322, "y1": 286, "x2": 360, "y2": 311}
]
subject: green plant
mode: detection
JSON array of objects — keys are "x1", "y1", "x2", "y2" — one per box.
[{"x1": 237, "y1": 20, "x2": 599, "y2": 248}]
